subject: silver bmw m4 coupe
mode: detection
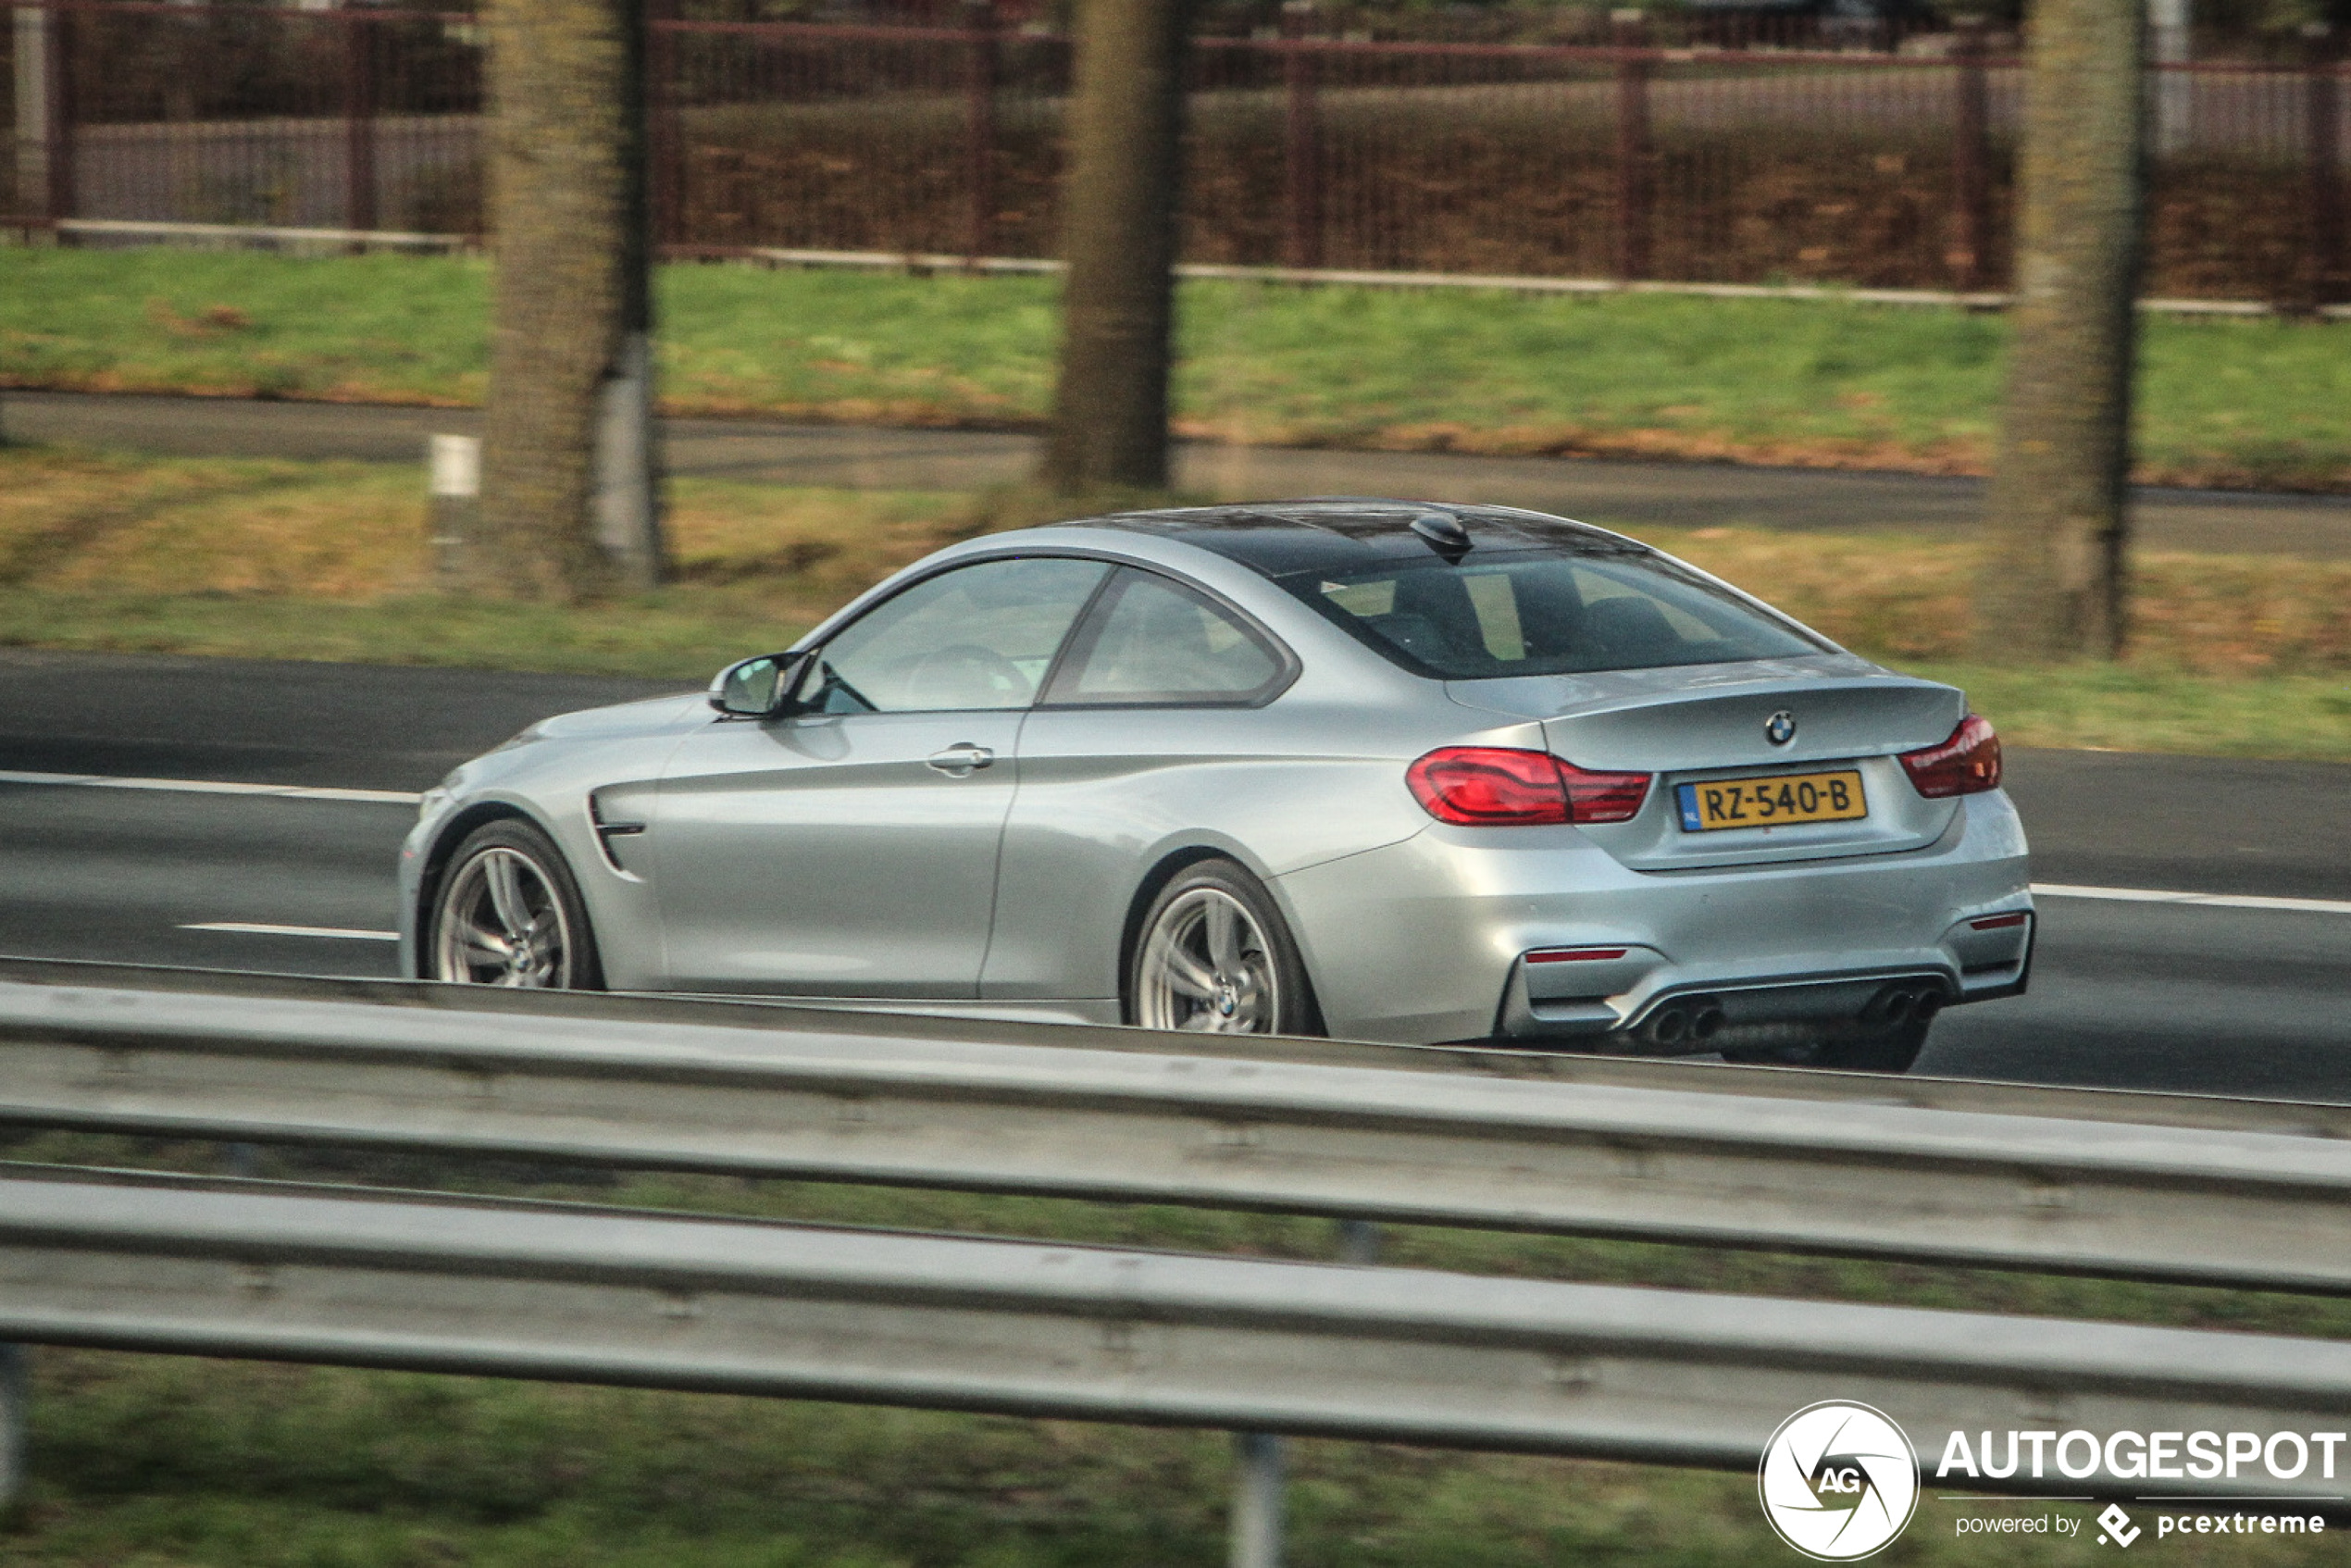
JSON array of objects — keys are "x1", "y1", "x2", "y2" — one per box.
[{"x1": 400, "y1": 500, "x2": 2031, "y2": 1071}]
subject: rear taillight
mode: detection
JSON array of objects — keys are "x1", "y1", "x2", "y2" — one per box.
[
  {"x1": 1558, "y1": 758, "x2": 1653, "y2": 823},
  {"x1": 1406, "y1": 748, "x2": 1651, "y2": 827},
  {"x1": 1899, "y1": 715, "x2": 2002, "y2": 798}
]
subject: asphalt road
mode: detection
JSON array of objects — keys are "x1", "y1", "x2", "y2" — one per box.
[
  {"x1": 4, "y1": 649, "x2": 2346, "y2": 1101},
  {"x1": 8, "y1": 389, "x2": 2350, "y2": 557}
]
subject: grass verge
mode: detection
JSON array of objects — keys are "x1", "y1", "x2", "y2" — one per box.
[
  {"x1": 2, "y1": 446, "x2": 2344, "y2": 759},
  {"x1": 5, "y1": 246, "x2": 2350, "y2": 489}
]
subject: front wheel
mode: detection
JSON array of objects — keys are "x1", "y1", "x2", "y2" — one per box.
[
  {"x1": 428, "y1": 819, "x2": 603, "y2": 989},
  {"x1": 1127, "y1": 859, "x2": 1318, "y2": 1037}
]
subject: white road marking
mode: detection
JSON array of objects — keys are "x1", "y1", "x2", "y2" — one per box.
[
  {"x1": 180, "y1": 922, "x2": 401, "y2": 941},
  {"x1": 2032, "y1": 883, "x2": 2351, "y2": 916},
  {"x1": 0, "y1": 768, "x2": 419, "y2": 805}
]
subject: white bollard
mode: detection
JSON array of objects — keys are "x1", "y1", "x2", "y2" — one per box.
[
  {"x1": 592, "y1": 331, "x2": 665, "y2": 591},
  {"x1": 428, "y1": 433, "x2": 480, "y2": 587}
]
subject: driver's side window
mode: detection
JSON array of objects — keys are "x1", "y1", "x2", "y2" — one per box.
[{"x1": 802, "y1": 556, "x2": 1111, "y2": 714}]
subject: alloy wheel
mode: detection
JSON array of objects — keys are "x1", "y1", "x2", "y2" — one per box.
[
  {"x1": 432, "y1": 845, "x2": 576, "y2": 988},
  {"x1": 1135, "y1": 887, "x2": 1280, "y2": 1033}
]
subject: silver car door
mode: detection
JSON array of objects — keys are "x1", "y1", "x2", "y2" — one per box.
[
  {"x1": 988, "y1": 567, "x2": 1312, "y2": 1006},
  {"x1": 652, "y1": 555, "x2": 1111, "y2": 997}
]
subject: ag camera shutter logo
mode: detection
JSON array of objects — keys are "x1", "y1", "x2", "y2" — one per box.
[{"x1": 1758, "y1": 1400, "x2": 1921, "y2": 1560}]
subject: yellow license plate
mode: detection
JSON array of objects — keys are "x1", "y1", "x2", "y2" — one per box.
[{"x1": 1675, "y1": 769, "x2": 1867, "y2": 832}]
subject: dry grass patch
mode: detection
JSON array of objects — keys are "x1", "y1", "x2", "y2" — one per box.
[
  {"x1": 0, "y1": 448, "x2": 2343, "y2": 757},
  {"x1": 1647, "y1": 524, "x2": 2351, "y2": 678}
]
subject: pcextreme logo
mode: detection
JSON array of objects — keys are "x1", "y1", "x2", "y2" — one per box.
[{"x1": 1759, "y1": 1401, "x2": 1922, "y2": 1561}]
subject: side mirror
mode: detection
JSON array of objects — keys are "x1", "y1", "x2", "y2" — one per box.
[{"x1": 709, "y1": 652, "x2": 807, "y2": 718}]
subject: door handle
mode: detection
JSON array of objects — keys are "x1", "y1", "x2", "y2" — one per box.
[{"x1": 927, "y1": 743, "x2": 995, "y2": 777}]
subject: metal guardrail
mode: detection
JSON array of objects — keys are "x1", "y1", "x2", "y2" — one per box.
[
  {"x1": 6, "y1": 1164, "x2": 2348, "y2": 1505},
  {"x1": 6, "y1": 963, "x2": 2351, "y2": 1294}
]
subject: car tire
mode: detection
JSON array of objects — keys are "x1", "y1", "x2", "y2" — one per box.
[
  {"x1": 1126, "y1": 858, "x2": 1319, "y2": 1037},
  {"x1": 426, "y1": 818, "x2": 604, "y2": 990},
  {"x1": 1812, "y1": 1017, "x2": 1930, "y2": 1074}
]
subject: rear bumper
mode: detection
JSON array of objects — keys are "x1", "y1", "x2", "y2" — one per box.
[{"x1": 1274, "y1": 790, "x2": 2031, "y2": 1047}]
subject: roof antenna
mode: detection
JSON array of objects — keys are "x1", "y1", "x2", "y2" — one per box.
[{"x1": 1410, "y1": 510, "x2": 1472, "y2": 559}]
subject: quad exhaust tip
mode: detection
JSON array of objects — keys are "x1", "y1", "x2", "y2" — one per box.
[
  {"x1": 1637, "y1": 984, "x2": 1943, "y2": 1049},
  {"x1": 1871, "y1": 983, "x2": 1946, "y2": 1027}
]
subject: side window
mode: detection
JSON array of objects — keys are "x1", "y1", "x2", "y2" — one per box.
[
  {"x1": 1044, "y1": 570, "x2": 1286, "y2": 706},
  {"x1": 803, "y1": 556, "x2": 1110, "y2": 714}
]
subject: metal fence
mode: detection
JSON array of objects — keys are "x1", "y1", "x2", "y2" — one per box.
[{"x1": 6, "y1": 0, "x2": 2347, "y2": 304}]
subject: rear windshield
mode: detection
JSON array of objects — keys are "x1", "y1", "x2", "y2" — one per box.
[{"x1": 1275, "y1": 549, "x2": 1830, "y2": 679}]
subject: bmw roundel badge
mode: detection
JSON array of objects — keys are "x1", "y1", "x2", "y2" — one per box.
[{"x1": 1764, "y1": 710, "x2": 1797, "y2": 746}]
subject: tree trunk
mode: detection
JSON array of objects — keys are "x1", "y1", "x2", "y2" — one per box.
[
  {"x1": 1039, "y1": 0, "x2": 1192, "y2": 494},
  {"x1": 1974, "y1": 0, "x2": 2146, "y2": 661},
  {"x1": 474, "y1": 0, "x2": 663, "y2": 601}
]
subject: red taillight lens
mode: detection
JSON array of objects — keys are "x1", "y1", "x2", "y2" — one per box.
[
  {"x1": 1406, "y1": 748, "x2": 1651, "y2": 827},
  {"x1": 1558, "y1": 758, "x2": 1653, "y2": 824},
  {"x1": 1899, "y1": 714, "x2": 2003, "y2": 798},
  {"x1": 1408, "y1": 747, "x2": 1568, "y2": 825}
]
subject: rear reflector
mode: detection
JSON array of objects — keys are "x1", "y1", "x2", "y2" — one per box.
[
  {"x1": 1969, "y1": 912, "x2": 2030, "y2": 931},
  {"x1": 1899, "y1": 714, "x2": 2003, "y2": 798},
  {"x1": 1405, "y1": 747, "x2": 1652, "y2": 827},
  {"x1": 1525, "y1": 947, "x2": 1630, "y2": 964}
]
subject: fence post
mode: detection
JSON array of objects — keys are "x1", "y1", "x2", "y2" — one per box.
[
  {"x1": 2306, "y1": 25, "x2": 2345, "y2": 311},
  {"x1": 1948, "y1": 17, "x2": 1991, "y2": 292},
  {"x1": 11, "y1": 4, "x2": 47, "y2": 222},
  {"x1": 1612, "y1": 7, "x2": 1652, "y2": 282},
  {"x1": 1281, "y1": 0, "x2": 1320, "y2": 269},
  {"x1": 964, "y1": 0, "x2": 997, "y2": 262},
  {"x1": 344, "y1": 10, "x2": 379, "y2": 239},
  {"x1": 648, "y1": 5, "x2": 682, "y2": 251},
  {"x1": 2147, "y1": 0, "x2": 2191, "y2": 156},
  {"x1": 44, "y1": 0, "x2": 73, "y2": 229}
]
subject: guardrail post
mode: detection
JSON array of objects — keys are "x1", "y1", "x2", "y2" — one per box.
[
  {"x1": 1947, "y1": 18, "x2": 1991, "y2": 292},
  {"x1": 2305, "y1": 25, "x2": 2345, "y2": 311},
  {"x1": 0, "y1": 1343, "x2": 25, "y2": 1513},
  {"x1": 963, "y1": 0, "x2": 998, "y2": 262},
  {"x1": 344, "y1": 9, "x2": 379, "y2": 241},
  {"x1": 1229, "y1": 1431, "x2": 1284, "y2": 1568},
  {"x1": 1225, "y1": 1221, "x2": 1377, "y2": 1568},
  {"x1": 1612, "y1": 8, "x2": 1652, "y2": 282},
  {"x1": 1281, "y1": 0, "x2": 1320, "y2": 269}
]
